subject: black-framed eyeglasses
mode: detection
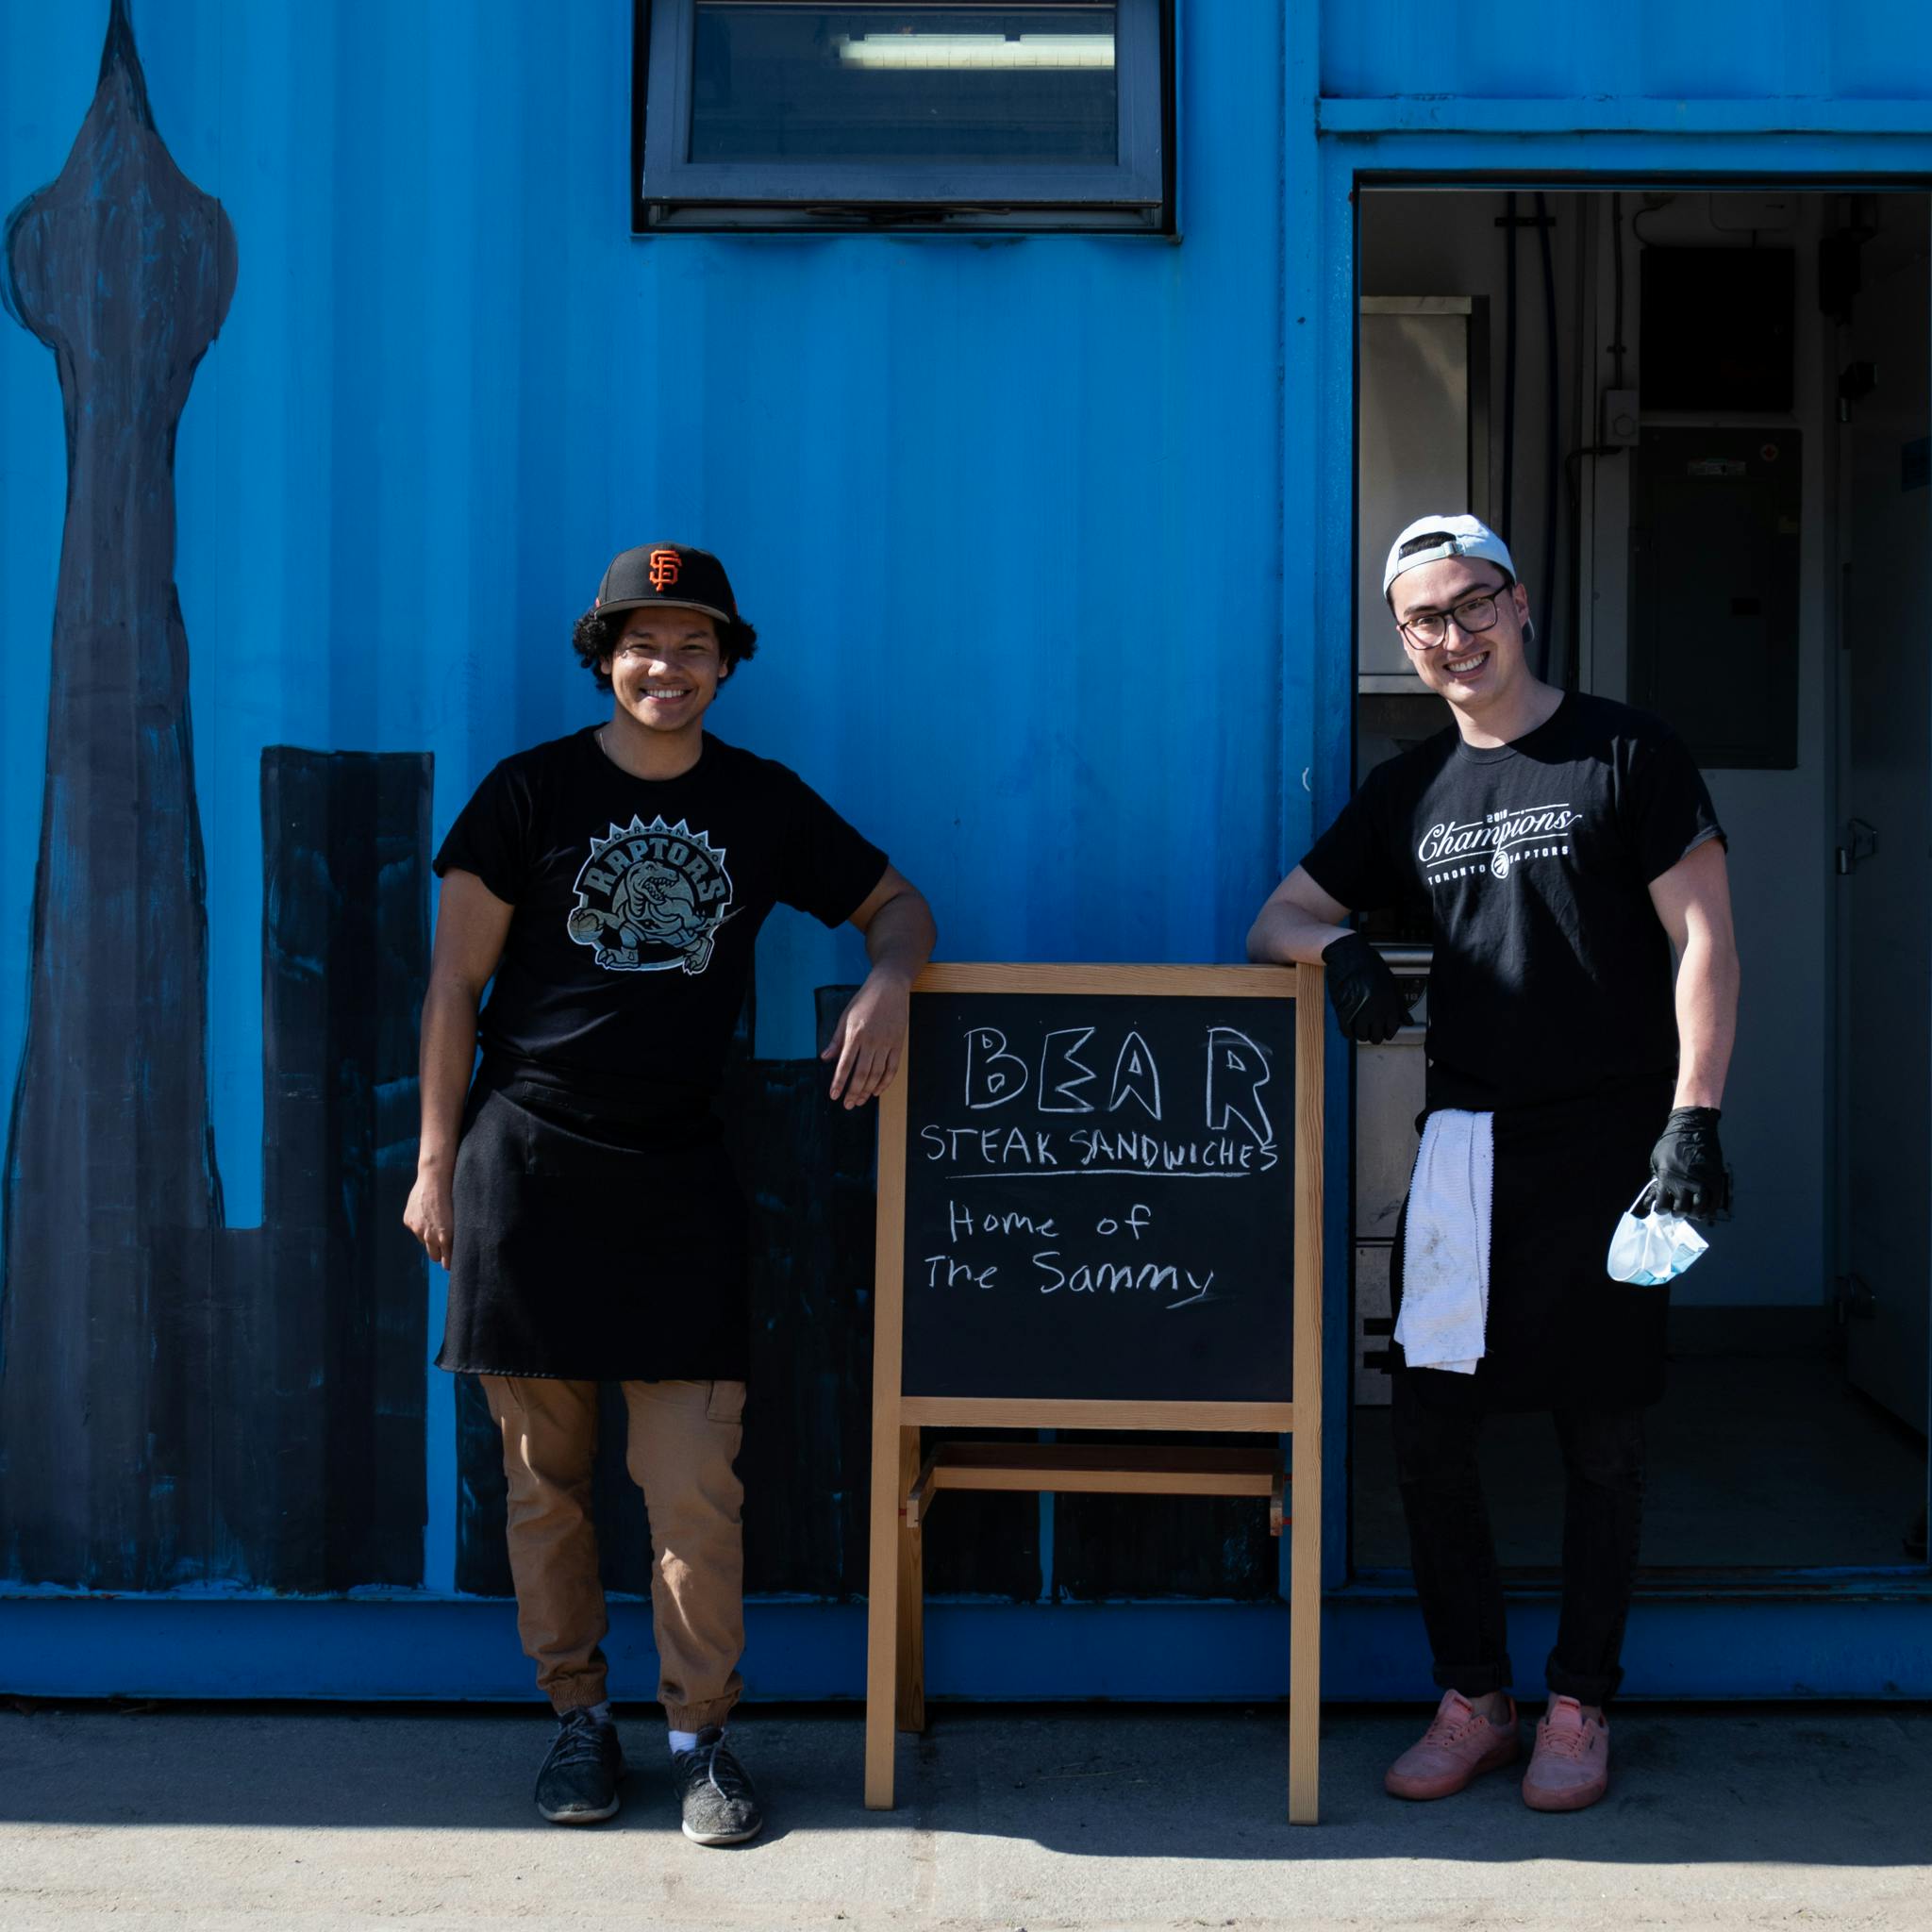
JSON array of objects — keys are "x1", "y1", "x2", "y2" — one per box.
[{"x1": 1399, "y1": 591, "x2": 1506, "y2": 651}]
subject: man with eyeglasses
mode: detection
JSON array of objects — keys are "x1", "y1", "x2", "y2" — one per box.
[{"x1": 1248, "y1": 513, "x2": 1739, "y2": 1813}]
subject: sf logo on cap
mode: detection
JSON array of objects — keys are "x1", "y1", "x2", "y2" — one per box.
[{"x1": 648, "y1": 546, "x2": 682, "y2": 592}]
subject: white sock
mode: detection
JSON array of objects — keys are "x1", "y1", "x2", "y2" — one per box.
[
  {"x1": 584, "y1": 1700, "x2": 612, "y2": 1727},
  {"x1": 668, "y1": 1727, "x2": 703, "y2": 1755}
]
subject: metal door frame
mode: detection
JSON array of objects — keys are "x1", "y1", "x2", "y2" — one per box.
[{"x1": 1304, "y1": 75, "x2": 1932, "y2": 1692}]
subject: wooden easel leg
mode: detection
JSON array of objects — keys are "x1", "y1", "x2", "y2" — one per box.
[
  {"x1": 1289, "y1": 961, "x2": 1324, "y2": 1825},
  {"x1": 1288, "y1": 1443, "x2": 1322, "y2": 1824},
  {"x1": 863, "y1": 1407, "x2": 904, "y2": 1807},
  {"x1": 895, "y1": 1426, "x2": 926, "y2": 1734}
]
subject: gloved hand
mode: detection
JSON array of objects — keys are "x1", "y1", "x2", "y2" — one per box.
[
  {"x1": 1650, "y1": 1106, "x2": 1731, "y2": 1220},
  {"x1": 1320, "y1": 931, "x2": 1410, "y2": 1045}
]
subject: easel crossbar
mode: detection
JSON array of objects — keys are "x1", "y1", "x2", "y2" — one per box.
[{"x1": 905, "y1": 1441, "x2": 1287, "y2": 1533}]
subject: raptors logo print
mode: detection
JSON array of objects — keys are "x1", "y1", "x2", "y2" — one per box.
[{"x1": 566, "y1": 814, "x2": 733, "y2": 974}]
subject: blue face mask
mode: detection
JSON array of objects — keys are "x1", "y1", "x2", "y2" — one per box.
[{"x1": 1607, "y1": 1182, "x2": 1710, "y2": 1287}]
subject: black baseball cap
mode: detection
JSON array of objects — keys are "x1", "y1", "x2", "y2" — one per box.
[{"x1": 585, "y1": 543, "x2": 742, "y2": 628}]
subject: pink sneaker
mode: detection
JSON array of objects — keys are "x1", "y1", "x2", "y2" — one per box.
[
  {"x1": 1385, "y1": 1690, "x2": 1521, "y2": 1801},
  {"x1": 1522, "y1": 1696, "x2": 1610, "y2": 1812}
]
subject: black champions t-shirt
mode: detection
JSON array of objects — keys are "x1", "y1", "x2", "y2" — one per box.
[
  {"x1": 434, "y1": 727, "x2": 888, "y2": 1106},
  {"x1": 1300, "y1": 693, "x2": 1724, "y2": 1113}
]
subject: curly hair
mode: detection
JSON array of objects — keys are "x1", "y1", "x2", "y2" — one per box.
[{"x1": 571, "y1": 608, "x2": 759, "y2": 691}]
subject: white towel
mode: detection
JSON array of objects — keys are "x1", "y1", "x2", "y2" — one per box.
[{"x1": 1392, "y1": 1108, "x2": 1494, "y2": 1375}]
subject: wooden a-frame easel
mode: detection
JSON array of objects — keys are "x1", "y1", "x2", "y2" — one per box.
[{"x1": 861, "y1": 961, "x2": 1325, "y2": 1823}]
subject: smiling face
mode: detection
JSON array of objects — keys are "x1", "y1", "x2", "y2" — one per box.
[
  {"x1": 1391, "y1": 557, "x2": 1534, "y2": 723},
  {"x1": 599, "y1": 606, "x2": 726, "y2": 736}
]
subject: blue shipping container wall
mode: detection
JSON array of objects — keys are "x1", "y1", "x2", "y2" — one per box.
[{"x1": 1, "y1": 0, "x2": 1928, "y2": 1699}]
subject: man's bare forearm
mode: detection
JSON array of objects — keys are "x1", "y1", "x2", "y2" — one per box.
[
  {"x1": 1673, "y1": 930, "x2": 1738, "y2": 1110},
  {"x1": 1246, "y1": 897, "x2": 1350, "y2": 968},
  {"x1": 860, "y1": 884, "x2": 936, "y2": 986},
  {"x1": 417, "y1": 976, "x2": 482, "y2": 1171}
]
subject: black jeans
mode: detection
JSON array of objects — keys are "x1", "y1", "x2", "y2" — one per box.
[{"x1": 1391, "y1": 1374, "x2": 1646, "y2": 1707}]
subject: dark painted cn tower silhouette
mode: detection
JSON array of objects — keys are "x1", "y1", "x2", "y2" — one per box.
[
  {"x1": 0, "y1": 0, "x2": 234, "y2": 1591},
  {"x1": 1, "y1": 2, "x2": 430, "y2": 1592}
]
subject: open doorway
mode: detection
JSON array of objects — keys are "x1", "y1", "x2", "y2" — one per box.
[{"x1": 1349, "y1": 186, "x2": 1931, "y2": 1577}]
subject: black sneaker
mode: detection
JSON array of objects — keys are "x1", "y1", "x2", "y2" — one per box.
[
  {"x1": 671, "y1": 1726, "x2": 763, "y2": 1845},
  {"x1": 534, "y1": 1707, "x2": 625, "y2": 1825}
]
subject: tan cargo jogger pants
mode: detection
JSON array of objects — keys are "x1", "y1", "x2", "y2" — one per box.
[{"x1": 480, "y1": 1374, "x2": 746, "y2": 1731}]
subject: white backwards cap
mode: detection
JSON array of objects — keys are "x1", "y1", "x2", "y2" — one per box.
[{"x1": 1382, "y1": 513, "x2": 1518, "y2": 601}]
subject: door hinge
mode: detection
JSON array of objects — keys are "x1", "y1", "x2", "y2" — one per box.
[
  {"x1": 1836, "y1": 819, "x2": 1878, "y2": 874},
  {"x1": 1833, "y1": 1274, "x2": 1878, "y2": 1321}
]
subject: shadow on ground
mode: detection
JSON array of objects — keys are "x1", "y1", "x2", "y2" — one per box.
[{"x1": 1, "y1": 1700, "x2": 1925, "y2": 1872}]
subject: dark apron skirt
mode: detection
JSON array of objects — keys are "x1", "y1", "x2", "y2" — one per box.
[
  {"x1": 1391, "y1": 1079, "x2": 1674, "y2": 1413},
  {"x1": 438, "y1": 1070, "x2": 750, "y2": 1381}
]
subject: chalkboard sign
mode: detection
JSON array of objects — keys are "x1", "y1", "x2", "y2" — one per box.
[
  {"x1": 864, "y1": 963, "x2": 1326, "y2": 1819},
  {"x1": 900, "y1": 989, "x2": 1293, "y2": 1407}
]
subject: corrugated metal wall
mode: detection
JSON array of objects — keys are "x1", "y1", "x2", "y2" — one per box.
[
  {"x1": 1322, "y1": 0, "x2": 1932, "y2": 104},
  {"x1": 0, "y1": 0, "x2": 1288, "y2": 1611},
  {"x1": 4, "y1": 0, "x2": 1931, "y2": 1692}
]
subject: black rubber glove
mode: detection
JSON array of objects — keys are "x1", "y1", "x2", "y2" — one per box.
[
  {"x1": 1320, "y1": 931, "x2": 1410, "y2": 1045},
  {"x1": 1650, "y1": 1106, "x2": 1731, "y2": 1220}
]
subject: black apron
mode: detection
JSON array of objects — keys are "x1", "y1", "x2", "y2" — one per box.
[
  {"x1": 1391, "y1": 1078, "x2": 1674, "y2": 1413},
  {"x1": 438, "y1": 1064, "x2": 750, "y2": 1380}
]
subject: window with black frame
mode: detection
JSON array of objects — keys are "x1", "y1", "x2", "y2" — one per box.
[{"x1": 635, "y1": 0, "x2": 1170, "y2": 231}]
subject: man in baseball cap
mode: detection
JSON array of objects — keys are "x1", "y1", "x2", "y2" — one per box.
[
  {"x1": 406, "y1": 541, "x2": 935, "y2": 1843},
  {"x1": 1250, "y1": 512, "x2": 1740, "y2": 1812}
]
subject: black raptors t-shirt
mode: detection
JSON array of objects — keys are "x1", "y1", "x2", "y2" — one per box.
[
  {"x1": 1300, "y1": 694, "x2": 1724, "y2": 1113},
  {"x1": 434, "y1": 728, "x2": 888, "y2": 1105}
]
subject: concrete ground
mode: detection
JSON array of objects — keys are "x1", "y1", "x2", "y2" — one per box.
[{"x1": 2, "y1": 1702, "x2": 1926, "y2": 1931}]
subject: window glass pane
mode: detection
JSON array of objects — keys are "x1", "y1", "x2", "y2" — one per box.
[{"x1": 690, "y1": 4, "x2": 1119, "y2": 166}]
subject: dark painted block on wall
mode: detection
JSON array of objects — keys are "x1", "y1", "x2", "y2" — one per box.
[
  {"x1": 909, "y1": 1427, "x2": 1043, "y2": 1603},
  {"x1": 454, "y1": 1374, "x2": 514, "y2": 1599},
  {"x1": 727, "y1": 1060, "x2": 877, "y2": 1599},
  {"x1": 1051, "y1": 1430, "x2": 1280, "y2": 1603},
  {"x1": 239, "y1": 748, "x2": 433, "y2": 1591}
]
